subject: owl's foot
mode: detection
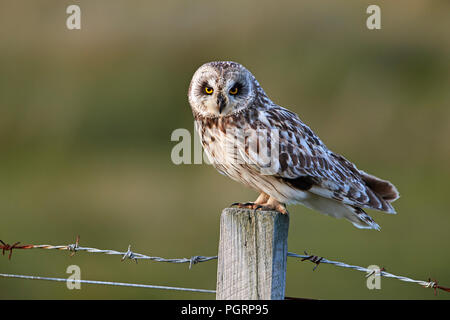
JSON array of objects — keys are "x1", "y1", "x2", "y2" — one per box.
[
  {"x1": 259, "y1": 204, "x2": 289, "y2": 215},
  {"x1": 230, "y1": 193, "x2": 289, "y2": 214},
  {"x1": 230, "y1": 202, "x2": 262, "y2": 210},
  {"x1": 230, "y1": 201, "x2": 289, "y2": 215},
  {"x1": 230, "y1": 192, "x2": 270, "y2": 210},
  {"x1": 259, "y1": 197, "x2": 289, "y2": 215}
]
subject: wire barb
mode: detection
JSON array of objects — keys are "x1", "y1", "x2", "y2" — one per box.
[
  {"x1": 0, "y1": 240, "x2": 33, "y2": 260},
  {"x1": 189, "y1": 256, "x2": 201, "y2": 269},
  {"x1": 301, "y1": 251, "x2": 323, "y2": 271},
  {"x1": 67, "y1": 235, "x2": 80, "y2": 257},
  {"x1": 365, "y1": 267, "x2": 386, "y2": 278},
  {"x1": 424, "y1": 278, "x2": 450, "y2": 295},
  {"x1": 121, "y1": 245, "x2": 138, "y2": 264}
]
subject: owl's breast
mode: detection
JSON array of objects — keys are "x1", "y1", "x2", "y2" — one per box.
[
  {"x1": 195, "y1": 118, "x2": 250, "y2": 178},
  {"x1": 194, "y1": 117, "x2": 302, "y2": 202}
]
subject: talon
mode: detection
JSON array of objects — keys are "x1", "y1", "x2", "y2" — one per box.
[
  {"x1": 272, "y1": 202, "x2": 289, "y2": 215},
  {"x1": 230, "y1": 202, "x2": 257, "y2": 209},
  {"x1": 230, "y1": 195, "x2": 289, "y2": 214},
  {"x1": 277, "y1": 206, "x2": 289, "y2": 215}
]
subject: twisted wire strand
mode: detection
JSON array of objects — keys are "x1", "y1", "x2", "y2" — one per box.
[
  {"x1": 30, "y1": 244, "x2": 218, "y2": 267},
  {"x1": 287, "y1": 252, "x2": 448, "y2": 291}
]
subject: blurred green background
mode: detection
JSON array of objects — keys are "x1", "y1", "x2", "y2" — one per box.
[{"x1": 0, "y1": 0, "x2": 449, "y2": 299}]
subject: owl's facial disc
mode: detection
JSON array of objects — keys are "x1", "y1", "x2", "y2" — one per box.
[
  {"x1": 200, "y1": 77, "x2": 251, "y2": 116},
  {"x1": 189, "y1": 62, "x2": 255, "y2": 117}
]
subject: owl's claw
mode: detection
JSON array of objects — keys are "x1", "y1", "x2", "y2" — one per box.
[
  {"x1": 230, "y1": 202, "x2": 288, "y2": 214},
  {"x1": 275, "y1": 206, "x2": 289, "y2": 215},
  {"x1": 230, "y1": 202, "x2": 260, "y2": 210},
  {"x1": 254, "y1": 205, "x2": 289, "y2": 215}
]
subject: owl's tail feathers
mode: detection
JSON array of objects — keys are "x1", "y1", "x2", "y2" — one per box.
[
  {"x1": 360, "y1": 171, "x2": 399, "y2": 203},
  {"x1": 347, "y1": 206, "x2": 381, "y2": 231},
  {"x1": 300, "y1": 193, "x2": 381, "y2": 230}
]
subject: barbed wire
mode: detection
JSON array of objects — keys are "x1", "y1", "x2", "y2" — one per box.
[
  {"x1": 288, "y1": 252, "x2": 450, "y2": 295},
  {"x1": 1, "y1": 237, "x2": 449, "y2": 295},
  {"x1": 0, "y1": 236, "x2": 217, "y2": 269}
]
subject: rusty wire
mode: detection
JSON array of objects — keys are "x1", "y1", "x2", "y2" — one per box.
[{"x1": 0, "y1": 237, "x2": 217, "y2": 268}]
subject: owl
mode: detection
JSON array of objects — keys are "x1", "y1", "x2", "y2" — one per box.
[{"x1": 188, "y1": 61, "x2": 399, "y2": 230}]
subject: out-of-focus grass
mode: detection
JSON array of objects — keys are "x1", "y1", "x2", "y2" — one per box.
[{"x1": 0, "y1": 0, "x2": 449, "y2": 299}]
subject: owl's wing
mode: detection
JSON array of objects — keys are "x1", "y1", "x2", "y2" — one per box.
[{"x1": 239, "y1": 106, "x2": 398, "y2": 213}]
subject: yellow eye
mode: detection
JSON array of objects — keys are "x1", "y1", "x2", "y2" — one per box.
[
  {"x1": 229, "y1": 86, "x2": 239, "y2": 95},
  {"x1": 204, "y1": 86, "x2": 213, "y2": 95}
]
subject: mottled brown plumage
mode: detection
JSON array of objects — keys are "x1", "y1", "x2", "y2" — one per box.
[{"x1": 188, "y1": 61, "x2": 399, "y2": 230}]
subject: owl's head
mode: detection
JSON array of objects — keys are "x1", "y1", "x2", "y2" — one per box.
[{"x1": 188, "y1": 61, "x2": 263, "y2": 118}]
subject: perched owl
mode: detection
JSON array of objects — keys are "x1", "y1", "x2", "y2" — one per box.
[{"x1": 188, "y1": 61, "x2": 399, "y2": 230}]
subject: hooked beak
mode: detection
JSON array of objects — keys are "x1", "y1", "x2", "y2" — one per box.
[{"x1": 217, "y1": 93, "x2": 227, "y2": 114}]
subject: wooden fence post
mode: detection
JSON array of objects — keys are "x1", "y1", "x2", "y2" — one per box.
[{"x1": 216, "y1": 207, "x2": 289, "y2": 300}]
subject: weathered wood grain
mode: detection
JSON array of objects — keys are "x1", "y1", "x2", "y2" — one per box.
[{"x1": 216, "y1": 208, "x2": 289, "y2": 300}]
